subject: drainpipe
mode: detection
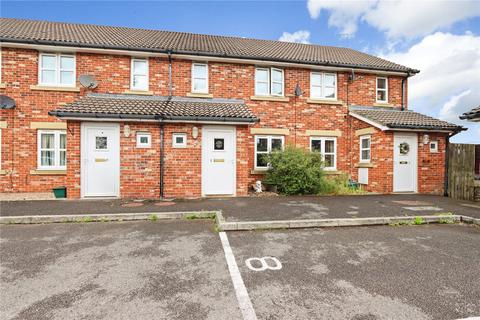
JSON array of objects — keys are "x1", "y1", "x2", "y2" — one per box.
[{"x1": 159, "y1": 51, "x2": 173, "y2": 198}]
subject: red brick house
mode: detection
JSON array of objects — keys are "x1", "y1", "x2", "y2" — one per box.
[{"x1": 0, "y1": 18, "x2": 465, "y2": 199}]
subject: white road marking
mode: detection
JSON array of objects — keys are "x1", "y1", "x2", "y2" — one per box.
[
  {"x1": 402, "y1": 206, "x2": 442, "y2": 211},
  {"x1": 219, "y1": 232, "x2": 258, "y2": 320},
  {"x1": 245, "y1": 257, "x2": 282, "y2": 272},
  {"x1": 455, "y1": 317, "x2": 480, "y2": 320}
]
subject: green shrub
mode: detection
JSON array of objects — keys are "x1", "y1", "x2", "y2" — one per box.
[{"x1": 263, "y1": 146, "x2": 325, "y2": 195}]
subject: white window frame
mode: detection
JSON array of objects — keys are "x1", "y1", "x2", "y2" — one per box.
[
  {"x1": 270, "y1": 68, "x2": 284, "y2": 96},
  {"x1": 172, "y1": 133, "x2": 187, "y2": 148},
  {"x1": 254, "y1": 135, "x2": 285, "y2": 170},
  {"x1": 37, "y1": 130, "x2": 66, "y2": 170},
  {"x1": 360, "y1": 135, "x2": 371, "y2": 163},
  {"x1": 38, "y1": 53, "x2": 76, "y2": 87},
  {"x1": 255, "y1": 67, "x2": 284, "y2": 97},
  {"x1": 136, "y1": 132, "x2": 151, "y2": 148},
  {"x1": 310, "y1": 72, "x2": 337, "y2": 100},
  {"x1": 310, "y1": 137, "x2": 337, "y2": 171},
  {"x1": 429, "y1": 140, "x2": 438, "y2": 153},
  {"x1": 130, "y1": 58, "x2": 149, "y2": 91},
  {"x1": 376, "y1": 77, "x2": 388, "y2": 103},
  {"x1": 191, "y1": 63, "x2": 209, "y2": 93}
]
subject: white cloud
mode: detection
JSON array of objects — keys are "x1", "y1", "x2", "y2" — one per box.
[
  {"x1": 307, "y1": 0, "x2": 480, "y2": 39},
  {"x1": 278, "y1": 30, "x2": 311, "y2": 44},
  {"x1": 383, "y1": 32, "x2": 480, "y2": 143}
]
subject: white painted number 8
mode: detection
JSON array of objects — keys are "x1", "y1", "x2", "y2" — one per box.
[{"x1": 245, "y1": 257, "x2": 282, "y2": 272}]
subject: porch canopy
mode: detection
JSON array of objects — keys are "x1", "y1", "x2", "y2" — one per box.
[
  {"x1": 49, "y1": 93, "x2": 259, "y2": 124},
  {"x1": 349, "y1": 106, "x2": 465, "y2": 132}
]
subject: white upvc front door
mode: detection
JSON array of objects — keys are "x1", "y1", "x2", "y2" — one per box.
[
  {"x1": 202, "y1": 126, "x2": 236, "y2": 196},
  {"x1": 393, "y1": 133, "x2": 418, "y2": 193},
  {"x1": 81, "y1": 123, "x2": 120, "y2": 197}
]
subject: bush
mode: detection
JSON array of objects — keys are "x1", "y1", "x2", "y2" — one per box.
[
  {"x1": 263, "y1": 146, "x2": 325, "y2": 195},
  {"x1": 318, "y1": 174, "x2": 365, "y2": 195}
]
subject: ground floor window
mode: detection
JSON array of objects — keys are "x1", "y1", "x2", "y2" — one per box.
[
  {"x1": 255, "y1": 135, "x2": 284, "y2": 169},
  {"x1": 310, "y1": 137, "x2": 337, "y2": 170},
  {"x1": 360, "y1": 135, "x2": 371, "y2": 162},
  {"x1": 37, "y1": 130, "x2": 66, "y2": 170}
]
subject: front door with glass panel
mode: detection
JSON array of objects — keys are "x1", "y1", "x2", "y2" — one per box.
[
  {"x1": 81, "y1": 123, "x2": 120, "y2": 197},
  {"x1": 202, "y1": 126, "x2": 236, "y2": 196},
  {"x1": 393, "y1": 133, "x2": 418, "y2": 192}
]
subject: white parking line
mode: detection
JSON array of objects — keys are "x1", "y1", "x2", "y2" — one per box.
[{"x1": 219, "y1": 232, "x2": 258, "y2": 320}]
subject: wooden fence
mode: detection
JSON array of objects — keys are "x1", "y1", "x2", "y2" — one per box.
[{"x1": 447, "y1": 143, "x2": 477, "y2": 201}]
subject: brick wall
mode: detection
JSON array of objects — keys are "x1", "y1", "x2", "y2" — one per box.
[{"x1": 1, "y1": 46, "x2": 445, "y2": 198}]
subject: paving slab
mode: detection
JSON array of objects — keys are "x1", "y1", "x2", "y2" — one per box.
[
  {"x1": 0, "y1": 221, "x2": 242, "y2": 320},
  {"x1": 227, "y1": 224, "x2": 480, "y2": 320}
]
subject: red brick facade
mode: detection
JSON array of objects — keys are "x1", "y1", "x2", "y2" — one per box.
[{"x1": 0, "y1": 46, "x2": 447, "y2": 198}]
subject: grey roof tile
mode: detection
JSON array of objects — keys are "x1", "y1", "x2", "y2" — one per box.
[
  {"x1": 0, "y1": 18, "x2": 417, "y2": 73},
  {"x1": 459, "y1": 106, "x2": 480, "y2": 120}
]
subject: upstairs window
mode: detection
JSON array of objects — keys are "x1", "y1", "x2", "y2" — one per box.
[
  {"x1": 192, "y1": 63, "x2": 208, "y2": 93},
  {"x1": 255, "y1": 135, "x2": 284, "y2": 169},
  {"x1": 310, "y1": 137, "x2": 337, "y2": 170},
  {"x1": 131, "y1": 58, "x2": 149, "y2": 91},
  {"x1": 376, "y1": 77, "x2": 388, "y2": 103},
  {"x1": 39, "y1": 53, "x2": 75, "y2": 87},
  {"x1": 310, "y1": 72, "x2": 337, "y2": 100},
  {"x1": 37, "y1": 130, "x2": 66, "y2": 170},
  {"x1": 360, "y1": 135, "x2": 371, "y2": 162},
  {"x1": 255, "y1": 67, "x2": 284, "y2": 96}
]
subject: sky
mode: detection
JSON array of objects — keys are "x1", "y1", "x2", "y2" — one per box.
[{"x1": 2, "y1": 0, "x2": 479, "y2": 143}]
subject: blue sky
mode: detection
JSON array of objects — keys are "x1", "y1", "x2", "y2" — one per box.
[{"x1": 2, "y1": 0, "x2": 479, "y2": 142}]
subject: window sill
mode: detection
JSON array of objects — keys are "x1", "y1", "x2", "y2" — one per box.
[
  {"x1": 356, "y1": 162, "x2": 374, "y2": 168},
  {"x1": 306, "y1": 99, "x2": 343, "y2": 105},
  {"x1": 30, "y1": 169, "x2": 67, "y2": 175},
  {"x1": 186, "y1": 92, "x2": 213, "y2": 98},
  {"x1": 0, "y1": 170, "x2": 7, "y2": 175},
  {"x1": 324, "y1": 170, "x2": 342, "y2": 175},
  {"x1": 0, "y1": 83, "x2": 6, "y2": 89},
  {"x1": 124, "y1": 90, "x2": 153, "y2": 96},
  {"x1": 30, "y1": 85, "x2": 80, "y2": 92},
  {"x1": 251, "y1": 169, "x2": 268, "y2": 175},
  {"x1": 374, "y1": 102, "x2": 393, "y2": 107},
  {"x1": 250, "y1": 96, "x2": 290, "y2": 102}
]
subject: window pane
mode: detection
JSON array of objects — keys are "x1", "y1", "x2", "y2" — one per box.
[
  {"x1": 311, "y1": 140, "x2": 322, "y2": 152},
  {"x1": 311, "y1": 73, "x2": 321, "y2": 86},
  {"x1": 60, "y1": 134, "x2": 66, "y2": 149},
  {"x1": 193, "y1": 78, "x2": 207, "y2": 92},
  {"x1": 133, "y1": 75, "x2": 147, "y2": 89},
  {"x1": 255, "y1": 82, "x2": 269, "y2": 96},
  {"x1": 271, "y1": 138, "x2": 283, "y2": 151},
  {"x1": 41, "y1": 55, "x2": 56, "y2": 69},
  {"x1": 256, "y1": 69, "x2": 268, "y2": 82},
  {"x1": 362, "y1": 150, "x2": 370, "y2": 160},
  {"x1": 377, "y1": 90, "x2": 386, "y2": 101},
  {"x1": 41, "y1": 70, "x2": 55, "y2": 84},
  {"x1": 193, "y1": 64, "x2": 207, "y2": 78},
  {"x1": 324, "y1": 154, "x2": 334, "y2": 168},
  {"x1": 41, "y1": 151, "x2": 55, "y2": 166},
  {"x1": 60, "y1": 71, "x2": 74, "y2": 85},
  {"x1": 325, "y1": 140, "x2": 335, "y2": 153},
  {"x1": 271, "y1": 69, "x2": 283, "y2": 82},
  {"x1": 256, "y1": 138, "x2": 268, "y2": 152},
  {"x1": 311, "y1": 86, "x2": 321, "y2": 98},
  {"x1": 133, "y1": 60, "x2": 147, "y2": 74},
  {"x1": 60, "y1": 151, "x2": 66, "y2": 166},
  {"x1": 324, "y1": 87, "x2": 335, "y2": 98},
  {"x1": 377, "y1": 78, "x2": 386, "y2": 89},
  {"x1": 256, "y1": 154, "x2": 268, "y2": 168},
  {"x1": 60, "y1": 56, "x2": 74, "y2": 70},
  {"x1": 271, "y1": 82, "x2": 282, "y2": 95},
  {"x1": 175, "y1": 136, "x2": 184, "y2": 144},
  {"x1": 324, "y1": 74, "x2": 335, "y2": 87},
  {"x1": 41, "y1": 134, "x2": 54, "y2": 149},
  {"x1": 96, "y1": 136, "x2": 108, "y2": 150},
  {"x1": 361, "y1": 138, "x2": 370, "y2": 149}
]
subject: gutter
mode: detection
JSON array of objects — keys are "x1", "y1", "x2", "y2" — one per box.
[{"x1": 0, "y1": 37, "x2": 420, "y2": 74}]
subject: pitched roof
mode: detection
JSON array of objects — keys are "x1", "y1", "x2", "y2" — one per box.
[
  {"x1": 0, "y1": 18, "x2": 417, "y2": 74},
  {"x1": 349, "y1": 106, "x2": 464, "y2": 132},
  {"x1": 49, "y1": 94, "x2": 258, "y2": 123},
  {"x1": 459, "y1": 106, "x2": 480, "y2": 121}
]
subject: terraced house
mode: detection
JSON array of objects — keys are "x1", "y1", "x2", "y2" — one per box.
[{"x1": 0, "y1": 18, "x2": 465, "y2": 199}]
